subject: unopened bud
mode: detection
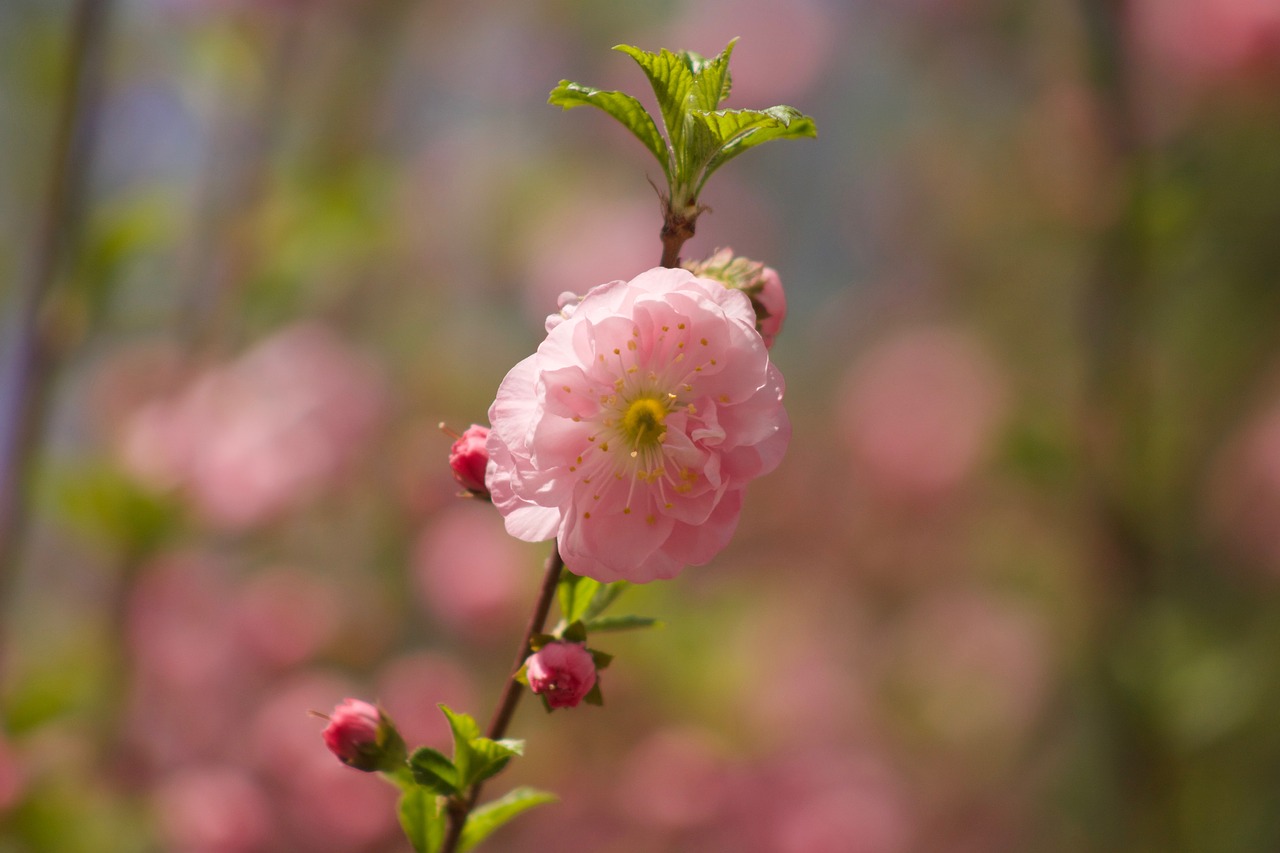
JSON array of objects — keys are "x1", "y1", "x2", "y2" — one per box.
[
  {"x1": 318, "y1": 698, "x2": 405, "y2": 773},
  {"x1": 526, "y1": 642, "x2": 597, "y2": 709},
  {"x1": 685, "y1": 248, "x2": 787, "y2": 348},
  {"x1": 446, "y1": 424, "x2": 491, "y2": 497}
]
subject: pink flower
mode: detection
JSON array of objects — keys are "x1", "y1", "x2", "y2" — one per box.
[
  {"x1": 486, "y1": 267, "x2": 789, "y2": 582},
  {"x1": 526, "y1": 642, "x2": 597, "y2": 709},
  {"x1": 321, "y1": 698, "x2": 398, "y2": 772},
  {"x1": 119, "y1": 323, "x2": 384, "y2": 530},
  {"x1": 448, "y1": 424, "x2": 491, "y2": 496}
]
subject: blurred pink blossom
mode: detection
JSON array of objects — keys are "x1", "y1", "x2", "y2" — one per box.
[
  {"x1": 838, "y1": 327, "x2": 1008, "y2": 502},
  {"x1": 715, "y1": 749, "x2": 914, "y2": 853},
  {"x1": 0, "y1": 736, "x2": 26, "y2": 814},
  {"x1": 153, "y1": 767, "x2": 271, "y2": 853},
  {"x1": 614, "y1": 727, "x2": 730, "y2": 830},
  {"x1": 887, "y1": 591, "x2": 1051, "y2": 747},
  {"x1": 119, "y1": 323, "x2": 384, "y2": 530},
  {"x1": 411, "y1": 503, "x2": 530, "y2": 639},
  {"x1": 526, "y1": 642, "x2": 597, "y2": 709},
  {"x1": 1208, "y1": 393, "x2": 1280, "y2": 576},
  {"x1": 234, "y1": 567, "x2": 341, "y2": 670},
  {"x1": 1131, "y1": 0, "x2": 1280, "y2": 81},
  {"x1": 487, "y1": 267, "x2": 790, "y2": 582},
  {"x1": 374, "y1": 653, "x2": 476, "y2": 752}
]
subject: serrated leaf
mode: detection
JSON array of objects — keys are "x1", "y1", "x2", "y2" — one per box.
[
  {"x1": 689, "y1": 39, "x2": 736, "y2": 111},
  {"x1": 408, "y1": 747, "x2": 458, "y2": 796},
  {"x1": 548, "y1": 81, "x2": 669, "y2": 176},
  {"x1": 582, "y1": 581, "x2": 630, "y2": 622},
  {"x1": 439, "y1": 705, "x2": 481, "y2": 783},
  {"x1": 614, "y1": 44, "x2": 697, "y2": 154},
  {"x1": 398, "y1": 787, "x2": 444, "y2": 853},
  {"x1": 693, "y1": 105, "x2": 817, "y2": 192},
  {"x1": 459, "y1": 787, "x2": 558, "y2": 853},
  {"x1": 466, "y1": 737, "x2": 525, "y2": 787},
  {"x1": 558, "y1": 572, "x2": 601, "y2": 625},
  {"x1": 583, "y1": 614, "x2": 661, "y2": 634}
]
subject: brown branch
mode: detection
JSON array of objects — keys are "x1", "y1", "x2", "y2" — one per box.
[{"x1": 439, "y1": 543, "x2": 564, "y2": 853}]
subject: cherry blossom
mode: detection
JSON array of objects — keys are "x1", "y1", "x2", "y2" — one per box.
[{"x1": 485, "y1": 267, "x2": 789, "y2": 582}]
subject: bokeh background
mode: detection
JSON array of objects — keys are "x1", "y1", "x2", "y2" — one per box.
[{"x1": 2, "y1": 0, "x2": 1280, "y2": 850}]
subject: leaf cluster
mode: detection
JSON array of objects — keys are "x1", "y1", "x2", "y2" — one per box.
[
  {"x1": 548, "y1": 40, "x2": 816, "y2": 214},
  {"x1": 394, "y1": 705, "x2": 554, "y2": 853}
]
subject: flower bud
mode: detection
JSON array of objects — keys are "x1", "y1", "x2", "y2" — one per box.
[
  {"x1": 753, "y1": 266, "x2": 787, "y2": 349},
  {"x1": 684, "y1": 248, "x2": 786, "y2": 348},
  {"x1": 526, "y1": 642, "x2": 597, "y2": 709},
  {"x1": 448, "y1": 424, "x2": 491, "y2": 497},
  {"x1": 319, "y1": 698, "x2": 405, "y2": 772}
]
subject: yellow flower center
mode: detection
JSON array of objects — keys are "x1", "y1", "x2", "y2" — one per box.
[{"x1": 621, "y1": 396, "x2": 667, "y2": 451}]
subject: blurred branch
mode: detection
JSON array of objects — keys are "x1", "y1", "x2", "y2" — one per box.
[
  {"x1": 1076, "y1": 0, "x2": 1181, "y2": 847},
  {"x1": 0, "y1": 0, "x2": 115, "y2": 675}
]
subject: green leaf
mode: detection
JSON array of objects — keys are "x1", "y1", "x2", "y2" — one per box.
[
  {"x1": 583, "y1": 682, "x2": 605, "y2": 707},
  {"x1": 557, "y1": 573, "x2": 601, "y2": 626},
  {"x1": 529, "y1": 632, "x2": 557, "y2": 652},
  {"x1": 466, "y1": 737, "x2": 525, "y2": 787},
  {"x1": 689, "y1": 39, "x2": 736, "y2": 112},
  {"x1": 582, "y1": 581, "x2": 630, "y2": 622},
  {"x1": 439, "y1": 705, "x2": 481, "y2": 783},
  {"x1": 583, "y1": 614, "x2": 661, "y2": 634},
  {"x1": 398, "y1": 787, "x2": 444, "y2": 853},
  {"x1": 408, "y1": 747, "x2": 459, "y2": 796},
  {"x1": 548, "y1": 81, "x2": 669, "y2": 176},
  {"x1": 587, "y1": 649, "x2": 614, "y2": 670},
  {"x1": 693, "y1": 105, "x2": 817, "y2": 192},
  {"x1": 562, "y1": 621, "x2": 588, "y2": 644},
  {"x1": 614, "y1": 44, "x2": 697, "y2": 153},
  {"x1": 459, "y1": 787, "x2": 558, "y2": 853}
]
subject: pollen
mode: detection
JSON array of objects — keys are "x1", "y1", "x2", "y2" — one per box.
[
  {"x1": 627, "y1": 339, "x2": 637, "y2": 351},
  {"x1": 584, "y1": 511, "x2": 591, "y2": 519},
  {"x1": 623, "y1": 507, "x2": 631, "y2": 514},
  {"x1": 621, "y1": 395, "x2": 668, "y2": 451},
  {"x1": 700, "y1": 337, "x2": 708, "y2": 346}
]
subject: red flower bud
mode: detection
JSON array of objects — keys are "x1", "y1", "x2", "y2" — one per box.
[
  {"x1": 448, "y1": 424, "x2": 491, "y2": 497},
  {"x1": 319, "y1": 698, "x2": 404, "y2": 772},
  {"x1": 526, "y1": 642, "x2": 597, "y2": 709}
]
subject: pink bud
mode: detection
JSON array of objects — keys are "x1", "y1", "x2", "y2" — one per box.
[
  {"x1": 683, "y1": 248, "x2": 787, "y2": 347},
  {"x1": 754, "y1": 266, "x2": 787, "y2": 349},
  {"x1": 526, "y1": 642, "x2": 597, "y2": 709},
  {"x1": 448, "y1": 424, "x2": 491, "y2": 497},
  {"x1": 321, "y1": 698, "x2": 392, "y2": 772}
]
